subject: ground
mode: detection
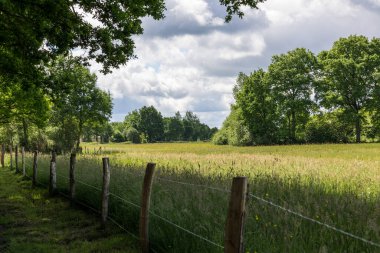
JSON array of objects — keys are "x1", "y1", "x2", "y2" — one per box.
[{"x1": 0, "y1": 168, "x2": 138, "y2": 253}]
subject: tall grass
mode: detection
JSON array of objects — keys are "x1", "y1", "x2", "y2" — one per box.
[{"x1": 22, "y1": 143, "x2": 380, "y2": 252}]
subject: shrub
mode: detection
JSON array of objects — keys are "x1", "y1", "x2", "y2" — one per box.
[{"x1": 125, "y1": 127, "x2": 141, "y2": 144}]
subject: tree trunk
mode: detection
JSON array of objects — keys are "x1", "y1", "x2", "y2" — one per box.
[
  {"x1": 355, "y1": 114, "x2": 361, "y2": 143},
  {"x1": 22, "y1": 118, "x2": 29, "y2": 150}
]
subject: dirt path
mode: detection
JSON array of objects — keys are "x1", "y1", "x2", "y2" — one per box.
[{"x1": 0, "y1": 169, "x2": 138, "y2": 253}]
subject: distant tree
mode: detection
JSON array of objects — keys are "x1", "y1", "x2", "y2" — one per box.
[
  {"x1": 268, "y1": 48, "x2": 317, "y2": 143},
  {"x1": 183, "y1": 111, "x2": 201, "y2": 141},
  {"x1": 138, "y1": 106, "x2": 164, "y2": 142},
  {"x1": 234, "y1": 70, "x2": 278, "y2": 144},
  {"x1": 124, "y1": 110, "x2": 141, "y2": 130},
  {"x1": 164, "y1": 116, "x2": 184, "y2": 141},
  {"x1": 317, "y1": 35, "x2": 380, "y2": 143}
]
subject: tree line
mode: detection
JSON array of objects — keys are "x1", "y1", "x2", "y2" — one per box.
[
  {"x1": 107, "y1": 108, "x2": 217, "y2": 144},
  {"x1": 1, "y1": 0, "x2": 263, "y2": 152},
  {"x1": 0, "y1": 56, "x2": 112, "y2": 153},
  {"x1": 213, "y1": 35, "x2": 380, "y2": 146}
]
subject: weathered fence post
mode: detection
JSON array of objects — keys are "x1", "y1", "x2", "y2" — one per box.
[
  {"x1": 1, "y1": 144, "x2": 5, "y2": 168},
  {"x1": 15, "y1": 145, "x2": 19, "y2": 173},
  {"x1": 224, "y1": 177, "x2": 248, "y2": 253},
  {"x1": 49, "y1": 152, "x2": 57, "y2": 196},
  {"x1": 9, "y1": 145, "x2": 13, "y2": 170},
  {"x1": 32, "y1": 151, "x2": 38, "y2": 187},
  {"x1": 101, "y1": 157, "x2": 110, "y2": 229},
  {"x1": 139, "y1": 163, "x2": 156, "y2": 253},
  {"x1": 21, "y1": 147, "x2": 25, "y2": 177},
  {"x1": 69, "y1": 153, "x2": 76, "y2": 204}
]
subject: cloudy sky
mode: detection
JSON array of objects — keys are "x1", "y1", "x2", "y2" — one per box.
[{"x1": 93, "y1": 0, "x2": 380, "y2": 128}]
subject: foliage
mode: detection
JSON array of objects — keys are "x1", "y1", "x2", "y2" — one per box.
[
  {"x1": 234, "y1": 70, "x2": 278, "y2": 144},
  {"x1": 223, "y1": 35, "x2": 380, "y2": 146},
  {"x1": 268, "y1": 48, "x2": 317, "y2": 143},
  {"x1": 125, "y1": 127, "x2": 141, "y2": 144},
  {"x1": 163, "y1": 113, "x2": 184, "y2": 141},
  {"x1": 316, "y1": 35, "x2": 380, "y2": 143},
  {"x1": 212, "y1": 107, "x2": 252, "y2": 146},
  {"x1": 305, "y1": 112, "x2": 352, "y2": 143},
  {"x1": 47, "y1": 57, "x2": 112, "y2": 152},
  {"x1": 0, "y1": 0, "x2": 263, "y2": 81}
]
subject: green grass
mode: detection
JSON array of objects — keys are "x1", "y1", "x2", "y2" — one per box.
[
  {"x1": 0, "y1": 167, "x2": 138, "y2": 253},
  {"x1": 20, "y1": 143, "x2": 380, "y2": 252}
]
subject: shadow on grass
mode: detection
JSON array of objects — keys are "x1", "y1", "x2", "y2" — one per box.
[{"x1": 22, "y1": 155, "x2": 380, "y2": 253}]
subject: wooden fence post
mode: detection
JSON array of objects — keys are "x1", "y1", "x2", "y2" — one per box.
[
  {"x1": 101, "y1": 157, "x2": 110, "y2": 229},
  {"x1": 21, "y1": 147, "x2": 25, "y2": 177},
  {"x1": 32, "y1": 151, "x2": 38, "y2": 187},
  {"x1": 1, "y1": 144, "x2": 5, "y2": 168},
  {"x1": 139, "y1": 163, "x2": 156, "y2": 253},
  {"x1": 224, "y1": 177, "x2": 248, "y2": 253},
  {"x1": 9, "y1": 145, "x2": 13, "y2": 170},
  {"x1": 15, "y1": 145, "x2": 19, "y2": 173},
  {"x1": 49, "y1": 152, "x2": 57, "y2": 196},
  {"x1": 69, "y1": 153, "x2": 76, "y2": 203}
]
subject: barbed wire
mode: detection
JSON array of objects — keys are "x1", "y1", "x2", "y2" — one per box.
[{"x1": 249, "y1": 193, "x2": 380, "y2": 248}]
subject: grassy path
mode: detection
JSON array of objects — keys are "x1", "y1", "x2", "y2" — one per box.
[{"x1": 0, "y1": 168, "x2": 138, "y2": 253}]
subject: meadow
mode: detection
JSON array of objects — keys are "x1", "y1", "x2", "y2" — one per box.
[{"x1": 23, "y1": 142, "x2": 380, "y2": 252}]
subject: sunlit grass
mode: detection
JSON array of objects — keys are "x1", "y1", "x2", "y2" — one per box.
[{"x1": 21, "y1": 142, "x2": 380, "y2": 252}]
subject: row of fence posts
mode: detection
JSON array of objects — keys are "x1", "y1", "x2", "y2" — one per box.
[{"x1": 1, "y1": 145, "x2": 249, "y2": 253}]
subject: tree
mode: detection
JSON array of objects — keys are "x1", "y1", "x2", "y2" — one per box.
[
  {"x1": 0, "y1": 78, "x2": 50, "y2": 149},
  {"x1": 212, "y1": 106, "x2": 252, "y2": 146},
  {"x1": 138, "y1": 106, "x2": 164, "y2": 142},
  {"x1": 234, "y1": 70, "x2": 278, "y2": 144},
  {"x1": 268, "y1": 48, "x2": 317, "y2": 143},
  {"x1": 0, "y1": 0, "x2": 265, "y2": 80},
  {"x1": 183, "y1": 111, "x2": 201, "y2": 141},
  {"x1": 317, "y1": 35, "x2": 380, "y2": 143},
  {"x1": 163, "y1": 116, "x2": 184, "y2": 141},
  {"x1": 47, "y1": 57, "x2": 112, "y2": 151},
  {"x1": 124, "y1": 110, "x2": 141, "y2": 130}
]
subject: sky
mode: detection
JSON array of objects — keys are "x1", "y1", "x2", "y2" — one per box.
[{"x1": 92, "y1": 0, "x2": 380, "y2": 128}]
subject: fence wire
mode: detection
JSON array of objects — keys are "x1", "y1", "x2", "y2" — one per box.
[
  {"x1": 156, "y1": 176, "x2": 230, "y2": 193},
  {"x1": 249, "y1": 193, "x2": 380, "y2": 248},
  {"x1": 17, "y1": 152, "x2": 380, "y2": 250}
]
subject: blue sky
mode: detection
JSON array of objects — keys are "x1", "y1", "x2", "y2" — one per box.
[{"x1": 93, "y1": 0, "x2": 380, "y2": 128}]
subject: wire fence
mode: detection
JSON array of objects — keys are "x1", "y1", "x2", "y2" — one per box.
[{"x1": 9, "y1": 151, "x2": 380, "y2": 252}]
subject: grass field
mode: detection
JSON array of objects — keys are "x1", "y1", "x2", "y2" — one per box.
[{"x1": 20, "y1": 142, "x2": 380, "y2": 252}]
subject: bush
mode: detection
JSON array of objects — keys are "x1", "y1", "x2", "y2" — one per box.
[
  {"x1": 125, "y1": 127, "x2": 141, "y2": 144},
  {"x1": 305, "y1": 113, "x2": 350, "y2": 143},
  {"x1": 212, "y1": 130, "x2": 228, "y2": 145}
]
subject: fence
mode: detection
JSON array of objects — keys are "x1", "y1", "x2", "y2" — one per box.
[{"x1": 1, "y1": 145, "x2": 380, "y2": 252}]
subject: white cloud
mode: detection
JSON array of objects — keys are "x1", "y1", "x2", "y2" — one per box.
[{"x1": 94, "y1": 0, "x2": 380, "y2": 128}]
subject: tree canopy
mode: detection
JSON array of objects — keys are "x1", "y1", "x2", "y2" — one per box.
[
  {"x1": 0, "y1": 0, "x2": 266, "y2": 80},
  {"x1": 216, "y1": 35, "x2": 380, "y2": 146}
]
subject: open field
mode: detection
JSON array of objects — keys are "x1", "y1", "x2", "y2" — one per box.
[{"x1": 20, "y1": 142, "x2": 380, "y2": 252}]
